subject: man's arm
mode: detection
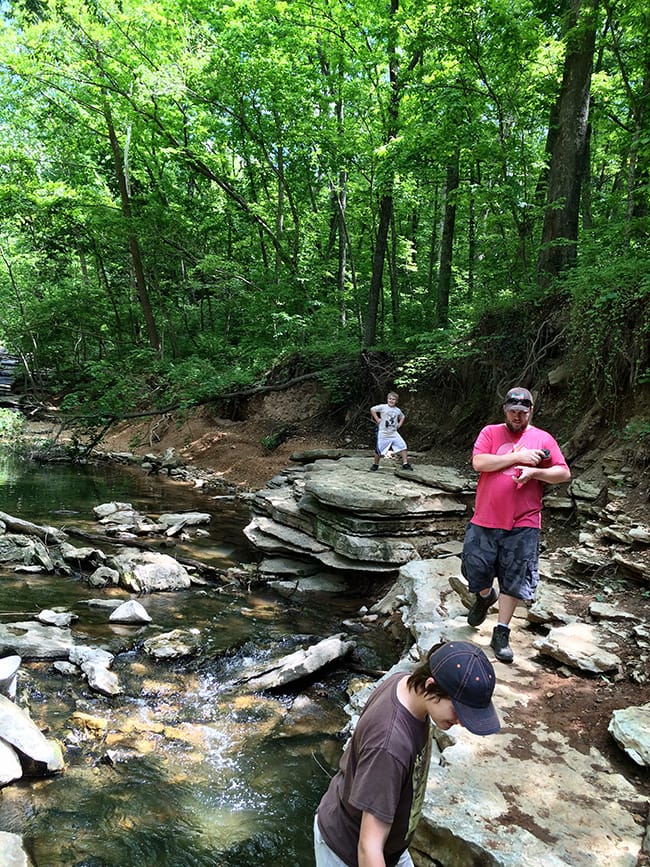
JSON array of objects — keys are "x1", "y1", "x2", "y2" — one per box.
[
  {"x1": 358, "y1": 811, "x2": 391, "y2": 867},
  {"x1": 370, "y1": 407, "x2": 382, "y2": 425},
  {"x1": 515, "y1": 465, "x2": 571, "y2": 486},
  {"x1": 472, "y1": 448, "x2": 545, "y2": 473}
]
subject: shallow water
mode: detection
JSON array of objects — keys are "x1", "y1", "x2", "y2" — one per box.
[{"x1": 0, "y1": 453, "x2": 401, "y2": 866}]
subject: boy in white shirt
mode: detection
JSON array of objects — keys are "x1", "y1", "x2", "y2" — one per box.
[{"x1": 370, "y1": 392, "x2": 413, "y2": 471}]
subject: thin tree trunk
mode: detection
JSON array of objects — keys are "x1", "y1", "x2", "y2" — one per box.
[
  {"x1": 390, "y1": 210, "x2": 399, "y2": 328},
  {"x1": 102, "y1": 96, "x2": 160, "y2": 352},
  {"x1": 436, "y1": 154, "x2": 460, "y2": 328},
  {"x1": 363, "y1": 0, "x2": 399, "y2": 347},
  {"x1": 364, "y1": 194, "x2": 393, "y2": 345}
]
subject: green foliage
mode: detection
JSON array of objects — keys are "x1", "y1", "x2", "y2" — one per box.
[
  {"x1": 59, "y1": 349, "x2": 164, "y2": 421},
  {"x1": 0, "y1": 408, "x2": 26, "y2": 446},
  {"x1": 563, "y1": 246, "x2": 650, "y2": 409},
  {"x1": 0, "y1": 0, "x2": 646, "y2": 420},
  {"x1": 621, "y1": 419, "x2": 650, "y2": 447},
  {"x1": 261, "y1": 424, "x2": 296, "y2": 452}
]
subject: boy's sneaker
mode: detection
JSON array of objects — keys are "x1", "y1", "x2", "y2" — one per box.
[
  {"x1": 401, "y1": 463, "x2": 414, "y2": 471},
  {"x1": 491, "y1": 625, "x2": 514, "y2": 663},
  {"x1": 370, "y1": 464, "x2": 379, "y2": 472},
  {"x1": 467, "y1": 587, "x2": 498, "y2": 627}
]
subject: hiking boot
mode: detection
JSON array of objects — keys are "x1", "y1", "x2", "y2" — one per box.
[
  {"x1": 401, "y1": 463, "x2": 413, "y2": 471},
  {"x1": 467, "y1": 587, "x2": 498, "y2": 627},
  {"x1": 370, "y1": 464, "x2": 379, "y2": 472},
  {"x1": 491, "y1": 625, "x2": 514, "y2": 664}
]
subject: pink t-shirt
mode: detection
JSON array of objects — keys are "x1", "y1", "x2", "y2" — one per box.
[{"x1": 470, "y1": 423, "x2": 568, "y2": 530}]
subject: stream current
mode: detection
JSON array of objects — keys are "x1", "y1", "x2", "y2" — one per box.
[{"x1": 0, "y1": 452, "x2": 402, "y2": 866}]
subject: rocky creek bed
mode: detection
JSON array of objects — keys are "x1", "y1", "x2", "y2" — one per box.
[{"x1": 1, "y1": 436, "x2": 649, "y2": 865}]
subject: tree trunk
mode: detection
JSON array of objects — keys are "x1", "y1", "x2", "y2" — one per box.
[
  {"x1": 102, "y1": 96, "x2": 160, "y2": 352},
  {"x1": 364, "y1": 194, "x2": 393, "y2": 346},
  {"x1": 363, "y1": 0, "x2": 399, "y2": 347},
  {"x1": 537, "y1": 0, "x2": 599, "y2": 285},
  {"x1": 436, "y1": 154, "x2": 460, "y2": 328}
]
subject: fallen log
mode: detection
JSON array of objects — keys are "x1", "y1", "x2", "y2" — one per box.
[{"x1": 0, "y1": 511, "x2": 67, "y2": 544}]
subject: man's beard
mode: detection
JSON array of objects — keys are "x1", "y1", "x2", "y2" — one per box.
[{"x1": 505, "y1": 419, "x2": 529, "y2": 433}]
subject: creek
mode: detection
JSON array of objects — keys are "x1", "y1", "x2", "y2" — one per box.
[{"x1": 0, "y1": 451, "x2": 402, "y2": 867}]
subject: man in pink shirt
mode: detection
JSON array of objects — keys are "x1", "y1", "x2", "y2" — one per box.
[{"x1": 461, "y1": 387, "x2": 571, "y2": 663}]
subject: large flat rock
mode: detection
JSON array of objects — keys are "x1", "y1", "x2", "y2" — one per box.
[
  {"x1": 0, "y1": 621, "x2": 75, "y2": 659},
  {"x1": 304, "y1": 461, "x2": 467, "y2": 516}
]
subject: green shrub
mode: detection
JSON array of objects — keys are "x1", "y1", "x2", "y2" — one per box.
[{"x1": 0, "y1": 408, "x2": 26, "y2": 445}]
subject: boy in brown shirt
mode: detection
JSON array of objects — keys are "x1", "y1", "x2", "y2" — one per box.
[{"x1": 314, "y1": 641, "x2": 500, "y2": 866}]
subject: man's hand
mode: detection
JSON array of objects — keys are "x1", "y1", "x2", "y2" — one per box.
[
  {"x1": 516, "y1": 448, "x2": 548, "y2": 467},
  {"x1": 514, "y1": 466, "x2": 536, "y2": 485}
]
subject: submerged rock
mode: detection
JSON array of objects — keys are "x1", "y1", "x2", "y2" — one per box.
[
  {"x1": 238, "y1": 635, "x2": 355, "y2": 690},
  {"x1": 143, "y1": 628, "x2": 200, "y2": 659}
]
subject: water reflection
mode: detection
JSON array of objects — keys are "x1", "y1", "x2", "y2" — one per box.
[{"x1": 0, "y1": 452, "x2": 402, "y2": 866}]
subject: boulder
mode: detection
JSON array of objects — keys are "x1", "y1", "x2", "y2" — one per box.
[
  {"x1": 155, "y1": 512, "x2": 211, "y2": 529},
  {"x1": 37, "y1": 609, "x2": 78, "y2": 627},
  {"x1": 0, "y1": 694, "x2": 64, "y2": 773},
  {"x1": 0, "y1": 655, "x2": 21, "y2": 699},
  {"x1": 0, "y1": 621, "x2": 75, "y2": 659},
  {"x1": 0, "y1": 738, "x2": 22, "y2": 785},
  {"x1": 0, "y1": 832, "x2": 34, "y2": 866},
  {"x1": 608, "y1": 703, "x2": 650, "y2": 766},
  {"x1": 0, "y1": 535, "x2": 55, "y2": 570},
  {"x1": 107, "y1": 549, "x2": 192, "y2": 592},
  {"x1": 109, "y1": 599, "x2": 152, "y2": 624},
  {"x1": 68, "y1": 646, "x2": 121, "y2": 695},
  {"x1": 246, "y1": 458, "x2": 471, "y2": 573},
  {"x1": 534, "y1": 623, "x2": 622, "y2": 673},
  {"x1": 238, "y1": 635, "x2": 355, "y2": 690},
  {"x1": 303, "y1": 464, "x2": 467, "y2": 517}
]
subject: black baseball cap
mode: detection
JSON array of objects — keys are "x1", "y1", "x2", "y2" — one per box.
[
  {"x1": 504, "y1": 387, "x2": 533, "y2": 410},
  {"x1": 428, "y1": 641, "x2": 500, "y2": 735}
]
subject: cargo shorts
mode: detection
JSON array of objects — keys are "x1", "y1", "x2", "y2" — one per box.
[{"x1": 460, "y1": 523, "x2": 540, "y2": 602}]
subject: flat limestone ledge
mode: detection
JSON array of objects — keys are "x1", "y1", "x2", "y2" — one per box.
[
  {"x1": 412, "y1": 726, "x2": 641, "y2": 867},
  {"x1": 303, "y1": 462, "x2": 467, "y2": 516}
]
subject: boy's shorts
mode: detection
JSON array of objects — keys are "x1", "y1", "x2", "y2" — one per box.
[
  {"x1": 460, "y1": 523, "x2": 540, "y2": 602},
  {"x1": 375, "y1": 431, "x2": 407, "y2": 456}
]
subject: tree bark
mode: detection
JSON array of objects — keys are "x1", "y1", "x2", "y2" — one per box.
[
  {"x1": 537, "y1": 0, "x2": 599, "y2": 285},
  {"x1": 436, "y1": 154, "x2": 460, "y2": 327},
  {"x1": 102, "y1": 96, "x2": 160, "y2": 352}
]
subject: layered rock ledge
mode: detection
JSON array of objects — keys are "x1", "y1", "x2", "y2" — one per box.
[{"x1": 244, "y1": 456, "x2": 475, "y2": 572}]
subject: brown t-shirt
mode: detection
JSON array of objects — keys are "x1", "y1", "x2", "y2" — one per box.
[{"x1": 316, "y1": 672, "x2": 432, "y2": 867}]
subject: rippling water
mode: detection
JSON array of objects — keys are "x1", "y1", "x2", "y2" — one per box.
[{"x1": 0, "y1": 452, "x2": 402, "y2": 866}]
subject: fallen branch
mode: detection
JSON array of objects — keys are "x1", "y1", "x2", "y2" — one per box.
[
  {"x1": 0, "y1": 511, "x2": 67, "y2": 544},
  {"x1": 43, "y1": 362, "x2": 353, "y2": 452}
]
